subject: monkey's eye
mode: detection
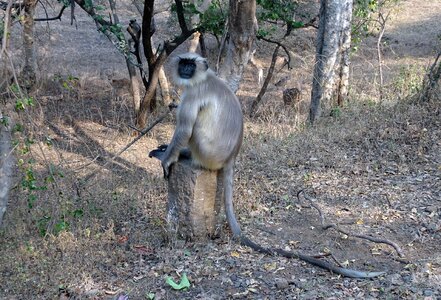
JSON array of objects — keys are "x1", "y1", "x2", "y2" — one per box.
[{"x1": 178, "y1": 60, "x2": 196, "y2": 79}]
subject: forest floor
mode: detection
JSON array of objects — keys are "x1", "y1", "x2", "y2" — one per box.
[{"x1": 1, "y1": 0, "x2": 440, "y2": 299}]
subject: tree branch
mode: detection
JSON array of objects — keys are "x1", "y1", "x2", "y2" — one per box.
[
  {"x1": 82, "y1": 103, "x2": 177, "y2": 184},
  {"x1": 34, "y1": 5, "x2": 67, "y2": 21},
  {"x1": 256, "y1": 35, "x2": 292, "y2": 69},
  {"x1": 0, "y1": 0, "x2": 23, "y2": 10},
  {"x1": 174, "y1": 0, "x2": 189, "y2": 34},
  {"x1": 249, "y1": 45, "x2": 280, "y2": 117}
]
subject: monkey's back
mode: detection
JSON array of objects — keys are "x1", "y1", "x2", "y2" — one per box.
[{"x1": 185, "y1": 73, "x2": 243, "y2": 170}]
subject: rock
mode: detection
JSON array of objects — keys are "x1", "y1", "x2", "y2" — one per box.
[
  {"x1": 401, "y1": 273, "x2": 415, "y2": 283},
  {"x1": 386, "y1": 274, "x2": 404, "y2": 285},
  {"x1": 274, "y1": 278, "x2": 289, "y2": 289},
  {"x1": 425, "y1": 206, "x2": 437, "y2": 213}
]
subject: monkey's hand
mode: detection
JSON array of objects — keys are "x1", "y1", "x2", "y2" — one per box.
[
  {"x1": 148, "y1": 144, "x2": 168, "y2": 160},
  {"x1": 149, "y1": 145, "x2": 172, "y2": 178}
]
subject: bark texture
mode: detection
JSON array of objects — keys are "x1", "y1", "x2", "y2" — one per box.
[
  {"x1": 0, "y1": 110, "x2": 13, "y2": 227},
  {"x1": 109, "y1": 0, "x2": 142, "y2": 116},
  {"x1": 218, "y1": 0, "x2": 257, "y2": 93},
  {"x1": 22, "y1": 0, "x2": 38, "y2": 89},
  {"x1": 337, "y1": 0, "x2": 353, "y2": 106},
  {"x1": 167, "y1": 159, "x2": 224, "y2": 240},
  {"x1": 310, "y1": 0, "x2": 353, "y2": 123}
]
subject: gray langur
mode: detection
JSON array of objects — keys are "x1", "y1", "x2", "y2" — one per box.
[
  {"x1": 151, "y1": 53, "x2": 384, "y2": 279},
  {"x1": 127, "y1": 19, "x2": 141, "y2": 46}
]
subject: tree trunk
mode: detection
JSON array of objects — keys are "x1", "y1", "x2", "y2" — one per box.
[
  {"x1": 136, "y1": 50, "x2": 167, "y2": 128},
  {"x1": 128, "y1": 62, "x2": 142, "y2": 115},
  {"x1": 309, "y1": 0, "x2": 353, "y2": 124},
  {"x1": 158, "y1": 66, "x2": 171, "y2": 105},
  {"x1": 337, "y1": 0, "x2": 353, "y2": 106},
  {"x1": 218, "y1": 0, "x2": 257, "y2": 93},
  {"x1": 22, "y1": 0, "x2": 38, "y2": 89},
  {"x1": 108, "y1": 0, "x2": 142, "y2": 116},
  {"x1": 167, "y1": 158, "x2": 224, "y2": 240},
  {"x1": 249, "y1": 45, "x2": 279, "y2": 117},
  {"x1": 1, "y1": 0, "x2": 13, "y2": 91},
  {"x1": 0, "y1": 109, "x2": 13, "y2": 227}
]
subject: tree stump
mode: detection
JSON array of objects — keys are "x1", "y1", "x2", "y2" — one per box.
[{"x1": 167, "y1": 158, "x2": 224, "y2": 240}]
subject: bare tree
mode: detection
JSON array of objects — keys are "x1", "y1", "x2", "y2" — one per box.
[
  {"x1": 135, "y1": 0, "x2": 197, "y2": 128},
  {"x1": 309, "y1": 0, "x2": 353, "y2": 124},
  {"x1": 217, "y1": 0, "x2": 257, "y2": 93}
]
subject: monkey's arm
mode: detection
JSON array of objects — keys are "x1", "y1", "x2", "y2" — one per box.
[{"x1": 161, "y1": 101, "x2": 200, "y2": 177}]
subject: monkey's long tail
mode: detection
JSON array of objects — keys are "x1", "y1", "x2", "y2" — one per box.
[{"x1": 239, "y1": 235, "x2": 386, "y2": 279}]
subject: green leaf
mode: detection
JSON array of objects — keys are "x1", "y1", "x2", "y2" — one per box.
[
  {"x1": 54, "y1": 220, "x2": 69, "y2": 234},
  {"x1": 146, "y1": 292, "x2": 155, "y2": 300},
  {"x1": 15, "y1": 100, "x2": 25, "y2": 110},
  {"x1": 71, "y1": 209, "x2": 84, "y2": 218},
  {"x1": 0, "y1": 115, "x2": 9, "y2": 127},
  {"x1": 165, "y1": 273, "x2": 190, "y2": 290}
]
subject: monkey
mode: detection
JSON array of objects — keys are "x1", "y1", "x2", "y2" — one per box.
[
  {"x1": 150, "y1": 53, "x2": 385, "y2": 279},
  {"x1": 127, "y1": 19, "x2": 141, "y2": 46}
]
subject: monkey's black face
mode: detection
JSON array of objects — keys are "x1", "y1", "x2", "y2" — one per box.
[{"x1": 178, "y1": 58, "x2": 196, "y2": 79}]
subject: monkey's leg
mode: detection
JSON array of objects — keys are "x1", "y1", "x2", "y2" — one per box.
[{"x1": 178, "y1": 148, "x2": 191, "y2": 160}]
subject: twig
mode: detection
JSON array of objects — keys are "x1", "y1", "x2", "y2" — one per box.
[
  {"x1": 329, "y1": 253, "x2": 345, "y2": 268},
  {"x1": 34, "y1": 5, "x2": 67, "y2": 21},
  {"x1": 127, "y1": 124, "x2": 142, "y2": 133},
  {"x1": 256, "y1": 35, "x2": 292, "y2": 69},
  {"x1": 0, "y1": 0, "x2": 22, "y2": 10},
  {"x1": 297, "y1": 190, "x2": 405, "y2": 258},
  {"x1": 216, "y1": 19, "x2": 229, "y2": 72},
  {"x1": 376, "y1": 11, "x2": 390, "y2": 101}
]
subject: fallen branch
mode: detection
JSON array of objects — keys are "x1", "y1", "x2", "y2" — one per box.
[
  {"x1": 80, "y1": 102, "x2": 177, "y2": 184},
  {"x1": 297, "y1": 190, "x2": 405, "y2": 258}
]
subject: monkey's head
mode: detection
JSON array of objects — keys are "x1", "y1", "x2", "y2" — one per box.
[{"x1": 173, "y1": 53, "x2": 209, "y2": 87}]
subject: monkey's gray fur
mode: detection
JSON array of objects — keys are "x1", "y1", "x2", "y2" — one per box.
[{"x1": 159, "y1": 53, "x2": 385, "y2": 279}]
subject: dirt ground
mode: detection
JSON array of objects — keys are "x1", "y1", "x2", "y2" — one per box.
[{"x1": 1, "y1": 0, "x2": 440, "y2": 299}]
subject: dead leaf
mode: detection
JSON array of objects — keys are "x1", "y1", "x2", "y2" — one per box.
[
  {"x1": 263, "y1": 262, "x2": 277, "y2": 271},
  {"x1": 230, "y1": 251, "x2": 240, "y2": 258},
  {"x1": 117, "y1": 235, "x2": 129, "y2": 244},
  {"x1": 133, "y1": 245, "x2": 154, "y2": 255}
]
